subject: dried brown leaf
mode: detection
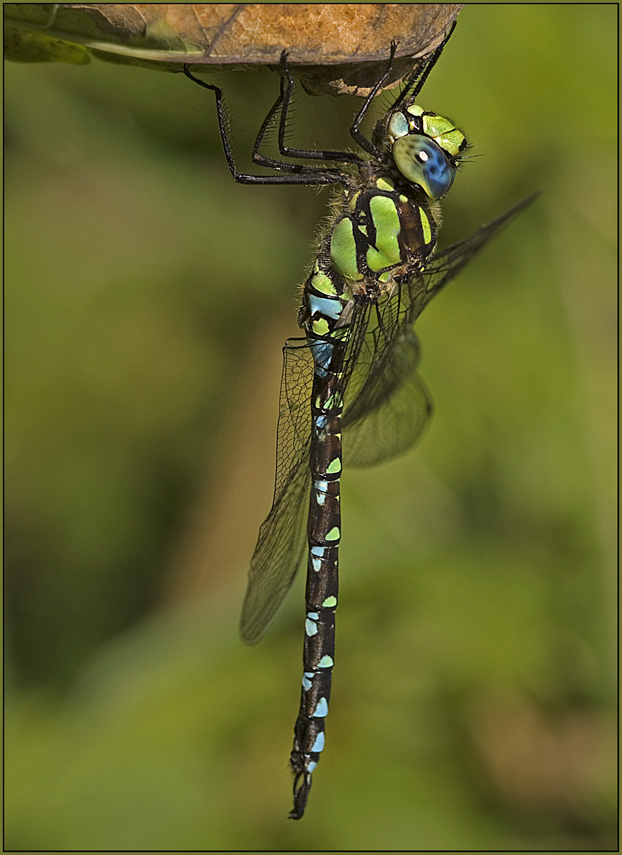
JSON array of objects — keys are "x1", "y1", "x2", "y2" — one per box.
[{"x1": 4, "y1": 3, "x2": 463, "y2": 94}]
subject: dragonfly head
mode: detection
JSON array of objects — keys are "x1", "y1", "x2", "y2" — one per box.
[{"x1": 381, "y1": 100, "x2": 467, "y2": 200}]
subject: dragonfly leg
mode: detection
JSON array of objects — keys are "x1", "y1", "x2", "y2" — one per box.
[
  {"x1": 390, "y1": 21, "x2": 457, "y2": 109},
  {"x1": 349, "y1": 41, "x2": 397, "y2": 157},
  {"x1": 183, "y1": 65, "x2": 342, "y2": 186}
]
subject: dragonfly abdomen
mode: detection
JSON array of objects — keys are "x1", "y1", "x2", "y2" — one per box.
[
  {"x1": 290, "y1": 181, "x2": 438, "y2": 818},
  {"x1": 290, "y1": 275, "x2": 349, "y2": 819}
]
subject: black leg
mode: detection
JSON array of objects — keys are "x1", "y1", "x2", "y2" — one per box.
[
  {"x1": 267, "y1": 51, "x2": 365, "y2": 166},
  {"x1": 348, "y1": 42, "x2": 398, "y2": 158},
  {"x1": 249, "y1": 58, "x2": 363, "y2": 175},
  {"x1": 183, "y1": 66, "x2": 343, "y2": 186},
  {"x1": 390, "y1": 21, "x2": 456, "y2": 110}
]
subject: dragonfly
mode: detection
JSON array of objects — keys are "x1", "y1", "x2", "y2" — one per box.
[{"x1": 185, "y1": 23, "x2": 536, "y2": 820}]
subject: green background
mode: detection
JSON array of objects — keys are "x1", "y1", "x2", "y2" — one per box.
[{"x1": 5, "y1": 4, "x2": 617, "y2": 850}]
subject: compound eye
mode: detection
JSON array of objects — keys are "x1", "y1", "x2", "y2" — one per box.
[{"x1": 392, "y1": 135, "x2": 455, "y2": 199}]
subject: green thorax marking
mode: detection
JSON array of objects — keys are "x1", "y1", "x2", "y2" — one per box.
[
  {"x1": 311, "y1": 270, "x2": 338, "y2": 296},
  {"x1": 366, "y1": 195, "x2": 402, "y2": 272},
  {"x1": 330, "y1": 218, "x2": 363, "y2": 281},
  {"x1": 419, "y1": 206, "x2": 432, "y2": 244}
]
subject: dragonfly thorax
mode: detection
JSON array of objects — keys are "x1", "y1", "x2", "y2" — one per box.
[
  {"x1": 324, "y1": 177, "x2": 438, "y2": 292},
  {"x1": 375, "y1": 100, "x2": 468, "y2": 201}
]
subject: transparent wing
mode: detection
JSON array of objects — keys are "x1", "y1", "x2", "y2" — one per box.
[
  {"x1": 240, "y1": 457, "x2": 310, "y2": 644},
  {"x1": 241, "y1": 194, "x2": 538, "y2": 642},
  {"x1": 239, "y1": 306, "x2": 372, "y2": 643},
  {"x1": 343, "y1": 330, "x2": 432, "y2": 467},
  {"x1": 421, "y1": 193, "x2": 539, "y2": 307},
  {"x1": 342, "y1": 194, "x2": 539, "y2": 465},
  {"x1": 240, "y1": 340, "x2": 314, "y2": 644},
  {"x1": 342, "y1": 275, "x2": 431, "y2": 466}
]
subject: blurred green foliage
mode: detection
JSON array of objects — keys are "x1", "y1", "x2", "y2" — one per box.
[{"x1": 5, "y1": 5, "x2": 617, "y2": 850}]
